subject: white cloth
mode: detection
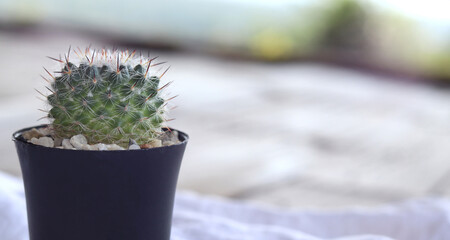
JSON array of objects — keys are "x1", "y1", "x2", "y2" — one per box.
[
  {"x1": 0, "y1": 171, "x2": 449, "y2": 240},
  {"x1": 0, "y1": 172, "x2": 28, "y2": 240}
]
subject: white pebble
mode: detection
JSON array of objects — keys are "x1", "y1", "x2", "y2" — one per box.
[
  {"x1": 38, "y1": 127, "x2": 52, "y2": 136},
  {"x1": 163, "y1": 141, "x2": 175, "y2": 146},
  {"x1": 172, "y1": 131, "x2": 179, "y2": 142},
  {"x1": 30, "y1": 137, "x2": 54, "y2": 148},
  {"x1": 150, "y1": 139, "x2": 162, "y2": 148},
  {"x1": 106, "y1": 144, "x2": 125, "y2": 151},
  {"x1": 96, "y1": 143, "x2": 107, "y2": 151},
  {"x1": 62, "y1": 139, "x2": 74, "y2": 149},
  {"x1": 70, "y1": 135, "x2": 88, "y2": 149},
  {"x1": 128, "y1": 144, "x2": 140, "y2": 150},
  {"x1": 81, "y1": 144, "x2": 97, "y2": 150}
]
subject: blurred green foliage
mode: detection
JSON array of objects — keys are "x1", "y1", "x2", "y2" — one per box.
[{"x1": 1, "y1": 0, "x2": 449, "y2": 80}]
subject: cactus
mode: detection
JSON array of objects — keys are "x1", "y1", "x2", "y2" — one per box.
[{"x1": 41, "y1": 47, "x2": 174, "y2": 147}]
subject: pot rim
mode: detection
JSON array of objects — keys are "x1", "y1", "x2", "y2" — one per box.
[{"x1": 12, "y1": 124, "x2": 189, "y2": 152}]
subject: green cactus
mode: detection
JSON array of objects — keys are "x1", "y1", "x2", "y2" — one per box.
[{"x1": 43, "y1": 48, "x2": 173, "y2": 147}]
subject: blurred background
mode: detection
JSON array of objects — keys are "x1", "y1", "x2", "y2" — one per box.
[{"x1": 0, "y1": 0, "x2": 450, "y2": 209}]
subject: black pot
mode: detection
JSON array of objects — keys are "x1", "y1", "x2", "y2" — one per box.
[{"x1": 12, "y1": 124, "x2": 188, "y2": 240}]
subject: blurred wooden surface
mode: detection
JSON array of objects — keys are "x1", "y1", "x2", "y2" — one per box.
[{"x1": 1, "y1": 30, "x2": 450, "y2": 209}]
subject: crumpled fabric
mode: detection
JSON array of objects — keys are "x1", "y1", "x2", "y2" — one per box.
[{"x1": 1, "y1": 171, "x2": 449, "y2": 240}]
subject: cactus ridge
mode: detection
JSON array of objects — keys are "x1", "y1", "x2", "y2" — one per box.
[{"x1": 43, "y1": 47, "x2": 173, "y2": 146}]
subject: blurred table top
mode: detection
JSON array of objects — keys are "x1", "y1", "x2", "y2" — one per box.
[{"x1": 1, "y1": 29, "x2": 450, "y2": 209}]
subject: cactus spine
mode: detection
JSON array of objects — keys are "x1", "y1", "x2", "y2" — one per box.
[{"x1": 43, "y1": 48, "x2": 173, "y2": 147}]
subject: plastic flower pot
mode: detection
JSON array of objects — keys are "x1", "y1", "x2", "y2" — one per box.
[{"x1": 12, "y1": 124, "x2": 188, "y2": 240}]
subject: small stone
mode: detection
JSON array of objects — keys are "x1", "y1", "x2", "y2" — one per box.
[
  {"x1": 140, "y1": 139, "x2": 163, "y2": 149},
  {"x1": 159, "y1": 130, "x2": 180, "y2": 146},
  {"x1": 128, "y1": 139, "x2": 138, "y2": 147},
  {"x1": 106, "y1": 144, "x2": 125, "y2": 151},
  {"x1": 53, "y1": 138, "x2": 63, "y2": 147},
  {"x1": 128, "y1": 144, "x2": 140, "y2": 150},
  {"x1": 81, "y1": 144, "x2": 96, "y2": 150},
  {"x1": 96, "y1": 143, "x2": 107, "y2": 151},
  {"x1": 62, "y1": 139, "x2": 74, "y2": 149},
  {"x1": 70, "y1": 135, "x2": 88, "y2": 149},
  {"x1": 163, "y1": 141, "x2": 175, "y2": 146},
  {"x1": 22, "y1": 128, "x2": 44, "y2": 140},
  {"x1": 30, "y1": 137, "x2": 54, "y2": 148},
  {"x1": 172, "y1": 131, "x2": 179, "y2": 141},
  {"x1": 140, "y1": 143, "x2": 152, "y2": 149},
  {"x1": 150, "y1": 139, "x2": 162, "y2": 148},
  {"x1": 159, "y1": 132, "x2": 169, "y2": 142},
  {"x1": 159, "y1": 130, "x2": 179, "y2": 143},
  {"x1": 38, "y1": 127, "x2": 52, "y2": 136}
]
